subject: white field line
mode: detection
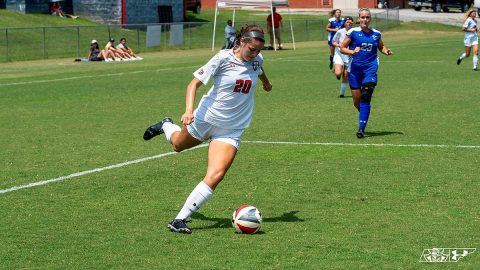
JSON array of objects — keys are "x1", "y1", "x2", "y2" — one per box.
[
  {"x1": 0, "y1": 65, "x2": 195, "y2": 87},
  {"x1": 269, "y1": 59, "x2": 445, "y2": 63},
  {"x1": 1, "y1": 140, "x2": 479, "y2": 195},
  {"x1": 243, "y1": 140, "x2": 480, "y2": 149},
  {"x1": 0, "y1": 144, "x2": 208, "y2": 194}
]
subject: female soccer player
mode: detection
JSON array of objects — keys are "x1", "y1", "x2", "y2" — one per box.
[
  {"x1": 340, "y1": 8, "x2": 392, "y2": 138},
  {"x1": 331, "y1": 16, "x2": 354, "y2": 98},
  {"x1": 143, "y1": 25, "x2": 272, "y2": 234},
  {"x1": 457, "y1": 9, "x2": 478, "y2": 71},
  {"x1": 326, "y1": 9, "x2": 345, "y2": 69}
]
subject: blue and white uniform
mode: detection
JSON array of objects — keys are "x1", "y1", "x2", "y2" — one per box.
[
  {"x1": 347, "y1": 26, "x2": 382, "y2": 89},
  {"x1": 463, "y1": 17, "x2": 478, "y2": 47},
  {"x1": 327, "y1": 17, "x2": 345, "y2": 46}
]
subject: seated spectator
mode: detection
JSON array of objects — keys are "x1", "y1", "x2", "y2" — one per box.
[
  {"x1": 88, "y1": 40, "x2": 114, "y2": 62},
  {"x1": 50, "y1": 2, "x2": 79, "y2": 19},
  {"x1": 105, "y1": 37, "x2": 133, "y2": 61},
  {"x1": 116, "y1": 38, "x2": 143, "y2": 60}
]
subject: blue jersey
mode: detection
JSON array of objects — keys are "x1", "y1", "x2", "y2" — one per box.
[
  {"x1": 347, "y1": 27, "x2": 382, "y2": 88},
  {"x1": 327, "y1": 17, "x2": 345, "y2": 45},
  {"x1": 347, "y1": 27, "x2": 381, "y2": 68}
]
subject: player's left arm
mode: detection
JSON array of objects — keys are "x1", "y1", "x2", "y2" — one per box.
[
  {"x1": 259, "y1": 67, "x2": 272, "y2": 92},
  {"x1": 378, "y1": 39, "x2": 392, "y2": 55}
]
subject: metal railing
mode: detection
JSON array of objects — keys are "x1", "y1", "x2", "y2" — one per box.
[{"x1": 0, "y1": 8, "x2": 399, "y2": 62}]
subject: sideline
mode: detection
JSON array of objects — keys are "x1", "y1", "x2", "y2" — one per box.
[{"x1": 0, "y1": 65, "x2": 195, "y2": 87}]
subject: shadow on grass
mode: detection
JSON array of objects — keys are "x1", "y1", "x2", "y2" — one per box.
[
  {"x1": 364, "y1": 131, "x2": 404, "y2": 137},
  {"x1": 190, "y1": 210, "x2": 305, "y2": 230}
]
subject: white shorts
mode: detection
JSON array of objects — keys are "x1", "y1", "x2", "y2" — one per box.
[
  {"x1": 464, "y1": 35, "x2": 478, "y2": 47},
  {"x1": 186, "y1": 118, "x2": 244, "y2": 150},
  {"x1": 333, "y1": 53, "x2": 349, "y2": 66}
]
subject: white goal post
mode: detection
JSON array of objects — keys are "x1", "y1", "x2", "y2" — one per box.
[{"x1": 212, "y1": 0, "x2": 296, "y2": 51}]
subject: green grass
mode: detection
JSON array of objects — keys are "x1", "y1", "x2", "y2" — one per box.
[{"x1": 1, "y1": 27, "x2": 479, "y2": 269}]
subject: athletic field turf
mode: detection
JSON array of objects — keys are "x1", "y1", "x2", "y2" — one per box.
[{"x1": 1, "y1": 27, "x2": 479, "y2": 268}]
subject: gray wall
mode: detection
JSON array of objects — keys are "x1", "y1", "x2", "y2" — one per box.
[
  {"x1": 72, "y1": 0, "x2": 122, "y2": 24},
  {"x1": 72, "y1": 0, "x2": 183, "y2": 24},
  {"x1": 125, "y1": 0, "x2": 183, "y2": 24},
  {"x1": 3, "y1": 0, "x2": 184, "y2": 24}
]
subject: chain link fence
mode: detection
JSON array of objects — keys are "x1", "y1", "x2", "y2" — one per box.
[{"x1": 0, "y1": 8, "x2": 399, "y2": 62}]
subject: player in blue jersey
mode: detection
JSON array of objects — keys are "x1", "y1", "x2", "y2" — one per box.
[
  {"x1": 457, "y1": 9, "x2": 478, "y2": 71},
  {"x1": 340, "y1": 8, "x2": 392, "y2": 138},
  {"x1": 326, "y1": 9, "x2": 345, "y2": 69}
]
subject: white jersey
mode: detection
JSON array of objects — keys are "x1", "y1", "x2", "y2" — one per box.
[
  {"x1": 332, "y1": 28, "x2": 348, "y2": 56},
  {"x1": 193, "y1": 49, "x2": 264, "y2": 129},
  {"x1": 463, "y1": 17, "x2": 478, "y2": 38}
]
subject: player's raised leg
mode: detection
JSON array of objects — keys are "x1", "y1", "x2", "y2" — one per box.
[
  {"x1": 458, "y1": 46, "x2": 470, "y2": 65},
  {"x1": 143, "y1": 118, "x2": 202, "y2": 152}
]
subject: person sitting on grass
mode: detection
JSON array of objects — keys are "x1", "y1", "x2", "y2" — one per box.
[
  {"x1": 105, "y1": 38, "x2": 134, "y2": 61},
  {"x1": 50, "y1": 2, "x2": 79, "y2": 19},
  {"x1": 116, "y1": 38, "x2": 143, "y2": 60},
  {"x1": 87, "y1": 40, "x2": 114, "y2": 62}
]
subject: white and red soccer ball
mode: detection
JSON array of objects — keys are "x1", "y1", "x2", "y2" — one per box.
[{"x1": 231, "y1": 205, "x2": 262, "y2": 234}]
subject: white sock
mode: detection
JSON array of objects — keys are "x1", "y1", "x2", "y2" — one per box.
[
  {"x1": 340, "y1": 83, "x2": 347, "y2": 96},
  {"x1": 460, "y1": 53, "x2": 467, "y2": 60},
  {"x1": 474, "y1": 55, "x2": 478, "y2": 68},
  {"x1": 162, "y1": 122, "x2": 181, "y2": 143},
  {"x1": 175, "y1": 181, "x2": 213, "y2": 220}
]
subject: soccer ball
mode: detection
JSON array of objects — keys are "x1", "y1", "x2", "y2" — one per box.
[{"x1": 231, "y1": 205, "x2": 262, "y2": 234}]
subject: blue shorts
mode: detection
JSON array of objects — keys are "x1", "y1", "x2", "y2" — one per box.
[{"x1": 348, "y1": 63, "x2": 378, "y2": 89}]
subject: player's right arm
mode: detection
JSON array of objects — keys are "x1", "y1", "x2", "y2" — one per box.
[
  {"x1": 181, "y1": 78, "x2": 203, "y2": 125},
  {"x1": 340, "y1": 35, "x2": 360, "y2": 55},
  {"x1": 325, "y1": 22, "x2": 333, "y2": 32}
]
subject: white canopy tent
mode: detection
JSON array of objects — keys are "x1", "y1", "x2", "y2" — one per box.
[{"x1": 212, "y1": 0, "x2": 295, "y2": 51}]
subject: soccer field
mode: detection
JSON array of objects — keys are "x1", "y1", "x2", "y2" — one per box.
[{"x1": 1, "y1": 27, "x2": 479, "y2": 268}]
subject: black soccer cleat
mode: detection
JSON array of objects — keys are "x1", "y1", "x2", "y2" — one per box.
[
  {"x1": 356, "y1": 128, "x2": 365, "y2": 139},
  {"x1": 167, "y1": 219, "x2": 192, "y2": 234},
  {"x1": 457, "y1": 58, "x2": 462, "y2": 65},
  {"x1": 143, "y1": 117, "x2": 172, "y2": 141},
  {"x1": 474, "y1": 67, "x2": 478, "y2": 71},
  {"x1": 329, "y1": 61, "x2": 333, "y2": 70},
  {"x1": 339, "y1": 94, "x2": 344, "y2": 98}
]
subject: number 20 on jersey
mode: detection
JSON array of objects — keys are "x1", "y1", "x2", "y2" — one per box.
[{"x1": 234, "y1": 79, "x2": 252, "y2": 94}]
